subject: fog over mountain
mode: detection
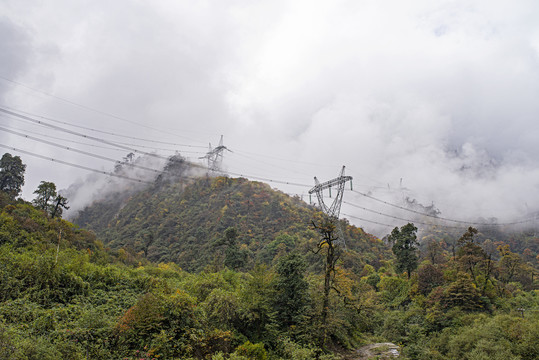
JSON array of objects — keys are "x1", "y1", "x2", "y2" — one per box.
[{"x1": 1, "y1": 0, "x2": 539, "y2": 235}]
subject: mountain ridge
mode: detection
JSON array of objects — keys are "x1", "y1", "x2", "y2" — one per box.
[{"x1": 73, "y1": 175, "x2": 390, "y2": 272}]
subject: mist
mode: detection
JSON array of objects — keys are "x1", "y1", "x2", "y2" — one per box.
[
  {"x1": 1, "y1": 1, "x2": 539, "y2": 237},
  {"x1": 63, "y1": 152, "x2": 211, "y2": 218}
]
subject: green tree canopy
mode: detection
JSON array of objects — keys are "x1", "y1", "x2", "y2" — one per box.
[
  {"x1": 456, "y1": 227, "x2": 489, "y2": 283},
  {"x1": 215, "y1": 227, "x2": 248, "y2": 270},
  {"x1": 33, "y1": 181, "x2": 57, "y2": 211},
  {"x1": 32, "y1": 181, "x2": 69, "y2": 218},
  {"x1": 0, "y1": 153, "x2": 26, "y2": 199},
  {"x1": 273, "y1": 253, "x2": 310, "y2": 333},
  {"x1": 389, "y1": 223, "x2": 419, "y2": 279}
]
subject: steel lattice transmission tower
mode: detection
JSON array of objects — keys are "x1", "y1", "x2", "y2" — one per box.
[
  {"x1": 200, "y1": 135, "x2": 229, "y2": 174},
  {"x1": 309, "y1": 166, "x2": 353, "y2": 219},
  {"x1": 309, "y1": 166, "x2": 353, "y2": 347}
]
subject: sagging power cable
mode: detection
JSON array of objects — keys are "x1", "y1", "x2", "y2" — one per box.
[
  {"x1": 0, "y1": 144, "x2": 153, "y2": 184},
  {"x1": 349, "y1": 190, "x2": 534, "y2": 227},
  {"x1": 3, "y1": 106, "x2": 207, "y2": 148},
  {"x1": 0, "y1": 75, "x2": 208, "y2": 144}
]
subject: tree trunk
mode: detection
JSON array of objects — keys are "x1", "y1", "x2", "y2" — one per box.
[{"x1": 321, "y1": 241, "x2": 335, "y2": 349}]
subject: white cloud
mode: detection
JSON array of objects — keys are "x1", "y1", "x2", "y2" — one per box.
[{"x1": 1, "y1": 0, "x2": 539, "y2": 235}]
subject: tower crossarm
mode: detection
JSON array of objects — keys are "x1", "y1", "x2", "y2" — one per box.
[
  {"x1": 199, "y1": 135, "x2": 229, "y2": 173},
  {"x1": 309, "y1": 166, "x2": 352, "y2": 219},
  {"x1": 308, "y1": 176, "x2": 353, "y2": 194}
]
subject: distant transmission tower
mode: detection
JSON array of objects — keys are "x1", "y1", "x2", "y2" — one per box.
[
  {"x1": 309, "y1": 166, "x2": 353, "y2": 219},
  {"x1": 309, "y1": 166, "x2": 353, "y2": 247},
  {"x1": 200, "y1": 135, "x2": 229, "y2": 174}
]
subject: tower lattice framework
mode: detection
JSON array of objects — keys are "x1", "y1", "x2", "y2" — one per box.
[
  {"x1": 309, "y1": 166, "x2": 352, "y2": 219},
  {"x1": 200, "y1": 135, "x2": 229, "y2": 174},
  {"x1": 309, "y1": 166, "x2": 353, "y2": 247}
]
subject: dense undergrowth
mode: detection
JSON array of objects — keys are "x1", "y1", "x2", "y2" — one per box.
[
  {"x1": 0, "y1": 183, "x2": 538, "y2": 359},
  {"x1": 73, "y1": 176, "x2": 388, "y2": 274}
]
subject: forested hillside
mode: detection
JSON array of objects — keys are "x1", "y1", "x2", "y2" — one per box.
[
  {"x1": 73, "y1": 174, "x2": 389, "y2": 273},
  {"x1": 0, "y1": 152, "x2": 538, "y2": 359},
  {"x1": 0, "y1": 189, "x2": 399, "y2": 359},
  {"x1": 1, "y1": 182, "x2": 539, "y2": 359}
]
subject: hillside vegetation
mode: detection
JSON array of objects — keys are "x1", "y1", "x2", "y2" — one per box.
[
  {"x1": 74, "y1": 175, "x2": 389, "y2": 273},
  {"x1": 0, "y1": 191, "x2": 388, "y2": 359},
  {"x1": 0, "y1": 153, "x2": 538, "y2": 359}
]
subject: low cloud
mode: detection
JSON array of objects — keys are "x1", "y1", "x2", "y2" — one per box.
[{"x1": 1, "y1": 1, "x2": 539, "y2": 236}]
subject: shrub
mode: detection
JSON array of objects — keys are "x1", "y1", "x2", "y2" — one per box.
[{"x1": 233, "y1": 341, "x2": 267, "y2": 360}]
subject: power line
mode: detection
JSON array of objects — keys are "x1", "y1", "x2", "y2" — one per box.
[
  {"x1": 0, "y1": 125, "x2": 167, "y2": 175},
  {"x1": 349, "y1": 189, "x2": 534, "y2": 227},
  {"x1": 231, "y1": 150, "x2": 392, "y2": 190},
  {"x1": 0, "y1": 144, "x2": 153, "y2": 184},
  {"x1": 0, "y1": 122, "x2": 205, "y2": 154},
  {"x1": 2, "y1": 124, "x2": 536, "y2": 229},
  {"x1": 111, "y1": 141, "x2": 205, "y2": 154},
  {"x1": 0, "y1": 75, "x2": 208, "y2": 144},
  {"x1": 0, "y1": 110, "x2": 311, "y2": 187},
  {"x1": 0, "y1": 107, "x2": 168, "y2": 160},
  {"x1": 229, "y1": 151, "x2": 390, "y2": 193},
  {"x1": 343, "y1": 200, "x2": 465, "y2": 230},
  {"x1": 341, "y1": 213, "x2": 395, "y2": 228},
  {"x1": 0, "y1": 123, "x2": 128, "y2": 153},
  {"x1": 231, "y1": 151, "x2": 315, "y2": 178},
  {"x1": 0, "y1": 122, "x2": 210, "y2": 158},
  {"x1": 232, "y1": 148, "x2": 335, "y2": 167},
  {"x1": 12, "y1": 110, "x2": 380, "y2": 187},
  {"x1": 2, "y1": 106, "x2": 535, "y2": 227},
  {"x1": 1, "y1": 107, "x2": 387, "y2": 191},
  {"x1": 3, "y1": 106, "x2": 208, "y2": 149},
  {"x1": 224, "y1": 170, "x2": 312, "y2": 188},
  {"x1": 341, "y1": 212, "x2": 462, "y2": 236},
  {"x1": 1, "y1": 108, "x2": 316, "y2": 187}
]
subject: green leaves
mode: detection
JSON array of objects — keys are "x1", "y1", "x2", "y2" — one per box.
[
  {"x1": 0, "y1": 153, "x2": 25, "y2": 200},
  {"x1": 73, "y1": 176, "x2": 387, "y2": 273},
  {"x1": 273, "y1": 253, "x2": 310, "y2": 332},
  {"x1": 32, "y1": 181, "x2": 69, "y2": 219},
  {"x1": 389, "y1": 223, "x2": 419, "y2": 279}
]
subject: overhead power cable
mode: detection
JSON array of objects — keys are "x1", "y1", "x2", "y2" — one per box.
[
  {"x1": 0, "y1": 122, "x2": 206, "y2": 156},
  {"x1": 0, "y1": 144, "x2": 153, "y2": 184},
  {"x1": 1, "y1": 108, "x2": 316, "y2": 187},
  {"x1": 0, "y1": 107, "x2": 168, "y2": 160},
  {"x1": 232, "y1": 149, "x2": 334, "y2": 167},
  {"x1": 343, "y1": 200, "x2": 465, "y2": 229},
  {"x1": 341, "y1": 213, "x2": 395, "y2": 228},
  {"x1": 4, "y1": 106, "x2": 207, "y2": 148},
  {"x1": 0, "y1": 123, "x2": 127, "y2": 153},
  {"x1": 111, "y1": 141, "x2": 204, "y2": 154},
  {"x1": 0, "y1": 75, "x2": 207, "y2": 144},
  {"x1": 342, "y1": 213, "x2": 453, "y2": 235},
  {"x1": 224, "y1": 170, "x2": 312, "y2": 188},
  {"x1": 230, "y1": 151, "x2": 393, "y2": 191},
  {"x1": 0, "y1": 125, "x2": 166, "y2": 175},
  {"x1": 231, "y1": 151, "x2": 315, "y2": 178},
  {"x1": 349, "y1": 189, "x2": 534, "y2": 227}
]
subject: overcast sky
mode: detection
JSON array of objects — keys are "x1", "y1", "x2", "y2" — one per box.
[{"x1": 1, "y1": 0, "x2": 539, "y2": 236}]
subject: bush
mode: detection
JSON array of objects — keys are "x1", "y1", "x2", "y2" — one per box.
[
  {"x1": 15, "y1": 336, "x2": 63, "y2": 360},
  {"x1": 233, "y1": 341, "x2": 267, "y2": 360}
]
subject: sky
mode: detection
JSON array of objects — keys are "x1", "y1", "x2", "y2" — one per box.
[{"x1": 1, "y1": 0, "x2": 539, "y2": 236}]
